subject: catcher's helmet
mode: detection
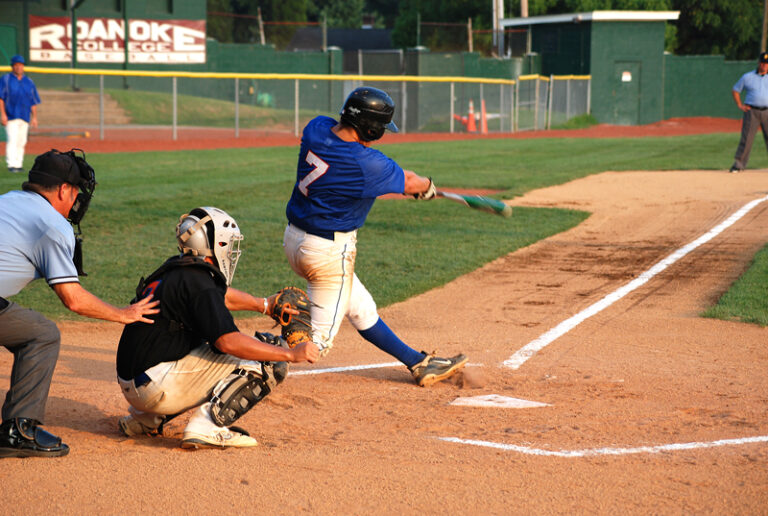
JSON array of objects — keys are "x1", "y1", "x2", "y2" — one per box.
[
  {"x1": 339, "y1": 86, "x2": 398, "y2": 142},
  {"x1": 176, "y1": 207, "x2": 243, "y2": 286}
]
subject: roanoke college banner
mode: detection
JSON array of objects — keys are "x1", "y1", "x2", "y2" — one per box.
[{"x1": 29, "y1": 16, "x2": 206, "y2": 64}]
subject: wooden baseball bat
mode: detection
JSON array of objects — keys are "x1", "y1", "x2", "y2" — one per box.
[{"x1": 436, "y1": 190, "x2": 512, "y2": 218}]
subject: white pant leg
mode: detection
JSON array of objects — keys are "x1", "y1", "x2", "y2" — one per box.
[
  {"x1": 118, "y1": 344, "x2": 261, "y2": 417},
  {"x1": 346, "y1": 273, "x2": 380, "y2": 331},
  {"x1": 283, "y1": 224, "x2": 378, "y2": 353},
  {"x1": 5, "y1": 119, "x2": 29, "y2": 169}
]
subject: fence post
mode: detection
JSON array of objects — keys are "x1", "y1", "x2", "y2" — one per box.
[
  {"x1": 400, "y1": 81, "x2": 407, "y2": 134},
  {"x1": 533, "y1": 77, "x2": 539, "y2": 130},
  {"x1": 547, "y1": 75, "x2": 554, "y2": 129},
  {"x1": 358, "y1": 49, "x2": 363, "y2": 75},
  {"x1": 514, "y1": 80, "x2": 519, "y2": 132},
  {"x1": 499, "y1": 83, "x2": 504, "y2": 132},
  {"x1": 566, "y1": 77, "x2": 571, "y2": 121},
  {"x1": 99, "y1": 74, "x2": 104, "y2": 141},
  {"x1": 586, "y1": 77, "x2": 592, "y2": 115},
  {"x1": 235, "y1": 77, "x2": 240, "y2": 138},
  {"x1": 450, "y1": 82, "x2": 455, "y2": 134},
  {"x1": 294, "y1": 79, "x2": 300, "y2": 137},
  {"x1": 172, "y1": 76, "x2": 177, "y2": 141}
]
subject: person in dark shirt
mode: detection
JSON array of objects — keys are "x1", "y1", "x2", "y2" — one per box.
[{"x1": 116, "y1": 207, "x2": 318, "y2": 449}]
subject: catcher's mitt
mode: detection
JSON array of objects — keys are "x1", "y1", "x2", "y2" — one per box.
[{"x1": 271, "y1": 287, "x2": 313, "y2": 349}]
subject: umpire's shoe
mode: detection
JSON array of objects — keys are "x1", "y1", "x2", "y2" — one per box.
[
  {"x1": 409, "y1": 351, "x2": 468, "y2": 387},
  {"x1": 0, "y1": 418, "x2": 70, "y2": 458}
]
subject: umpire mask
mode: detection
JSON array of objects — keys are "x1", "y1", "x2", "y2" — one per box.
[
  {"x1": 176, "y1": 207, "x2": 243, "y2": 286},
  {"x1": 28, "y1": 148, "x2": 97, "y2": 227}
]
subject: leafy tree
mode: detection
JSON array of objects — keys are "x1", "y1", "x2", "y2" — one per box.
[
  {"x1": 392, "y1": 0, "x2": 491, "y2": 49},
  {"x1": 207, "y1": 0, "x2": 235, "y2": 43},
  {"x1": 672, "y1": 0, "x2": 762, "y2": 60}
]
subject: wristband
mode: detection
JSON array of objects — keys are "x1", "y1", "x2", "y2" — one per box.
[{"x1": 262, "y1": 298, "x2": 269, "y2": 314}]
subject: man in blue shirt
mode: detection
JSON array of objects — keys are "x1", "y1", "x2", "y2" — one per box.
[
  {"x1": 0, "y1": 149, "x2": 159, "y2": 458},
  {"x1": 0, "y1": 55, "x2": 40, "y2": 174},
  {"x1": 730, "y1": 52, "x2": 768, "y2": 173},
  {"x1": 284, "y1": 86, "x2": 467, "y2": 387}
]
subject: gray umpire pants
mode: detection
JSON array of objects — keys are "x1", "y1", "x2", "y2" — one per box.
[
  {"x1": 732, "y1": 107, "x2": 768, "y2": 170},
  {"x1": 0, "y1": 299, "x2": 61, "y2": 423}
]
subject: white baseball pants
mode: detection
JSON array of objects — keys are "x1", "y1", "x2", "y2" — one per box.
[
  {"x1": 118, "y1": 344, "x2": 263, "y2": 430},
  {"x1": 5, "y1": 119, "x2": 29, "y2": 169},
  {"x1": 283, "y1": 223, "x2": 380, "y2": 355}
]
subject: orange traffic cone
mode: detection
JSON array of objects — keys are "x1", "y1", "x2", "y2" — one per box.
[
  {"x1": 480, "y1": 99, "x2": 489, "y2": 135},
  {"x1": 466, "y1": 100, "x2": 477, "y2": 133}
]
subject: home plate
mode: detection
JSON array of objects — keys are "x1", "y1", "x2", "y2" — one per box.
[{"x1": 450, "y1": 394, "x2": 550, "y2": 408}]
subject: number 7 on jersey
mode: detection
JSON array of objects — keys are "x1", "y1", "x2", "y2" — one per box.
[{"x1": 298, "y1": 151, "x2": 329, "y2": 196}]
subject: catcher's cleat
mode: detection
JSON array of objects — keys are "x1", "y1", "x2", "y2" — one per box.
[
  {"x1": 409, "y1": 351, "x2": 468, "y2": 387},
  {"x1": 118, "y1": 415, "x2": 161, "y2": 437},
  {"x1": 181, "y1": 426, "x2": 258, "y2": 449}
]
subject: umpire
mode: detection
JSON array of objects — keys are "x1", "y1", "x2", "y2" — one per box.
[
  {"x1": 0, "y1": 149, "x2": 159, "y2": 458},
  {"x1": 730, "y1": 52, "x2": 768, "y2": 173}
]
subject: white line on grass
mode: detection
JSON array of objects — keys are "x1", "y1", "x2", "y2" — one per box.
[
  {"x1": 503, "y1": 194, "x2": 768, "y2": 370},
  {"x1": 437, "y1": 435, "x2": 768, "y2": 457}
]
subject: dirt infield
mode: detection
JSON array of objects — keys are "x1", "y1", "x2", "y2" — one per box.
[{"x1": 2, "y1": 118, "x2": 768, "y2": 513}]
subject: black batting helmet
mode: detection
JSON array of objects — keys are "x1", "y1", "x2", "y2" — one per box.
[{"x1": 339, "y1": 86, "x2": 399, "y2": 142}]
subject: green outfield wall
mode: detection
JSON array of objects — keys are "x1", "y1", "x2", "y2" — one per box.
[{"x1": 663, "y1": 55, "x2": 755, "y2": 120}]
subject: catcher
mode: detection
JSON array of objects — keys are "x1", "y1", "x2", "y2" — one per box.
[{"x1": 115, "y1": 207, "x2": 318, "y2": 449}]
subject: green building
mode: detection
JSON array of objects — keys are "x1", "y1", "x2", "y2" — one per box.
[{"x1": 501, "y1": 10, "x2": 679, "y2": 125}]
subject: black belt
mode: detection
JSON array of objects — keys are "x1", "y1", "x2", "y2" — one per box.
[
  {"x1": 748, "y1": 105, "x2": 768, "y2": 110},
  {"x1": 133, "y1": 372, "x2": 151, "y2": 387},
  {"x1": 0, "y1": 297, "x2": 8, "y2": 310},
  {"x1": 291, "y1": 223, "x2": 335, "y2": 241}
]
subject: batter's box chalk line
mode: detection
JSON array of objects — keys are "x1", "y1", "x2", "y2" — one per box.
[
  {"x1": 289, "y1": 362, "x2": 482, "y2": 376},
  {"x1": 503, "y1": 194, "x2": 768, "y2": 371},
  {"x1": 436, "y1": 435, "x2": 768, "y2": 458}
]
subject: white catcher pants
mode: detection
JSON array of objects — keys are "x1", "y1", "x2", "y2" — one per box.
[
  {"x1": 118, "y1": 344, "x2": 263, "y2": 430},
  {"x1": 5, "y1": 119, "x2": 29, "y2": 169},
  {"x1": 283, "y1": 223, "x2": 380, "y2": 355}
]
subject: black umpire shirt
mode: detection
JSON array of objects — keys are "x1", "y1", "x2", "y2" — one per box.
[{"x1": 116, "y1": 261, "x2": 238, "y2": 380}]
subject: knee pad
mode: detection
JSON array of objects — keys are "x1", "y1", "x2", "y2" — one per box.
[{"x1": 209, "y1": 368, "x2": 271, "y2": 427}]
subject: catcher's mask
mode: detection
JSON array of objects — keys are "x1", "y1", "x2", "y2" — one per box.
[
  {"x1": 339, "y1": 86, "x2": 398, "y2": 142},
  {"x1": 27, "y1": 148, "x2": 97, "y2": 229},
  {"x1": 176, "y1": 207, "x2": 243, "y2": 286}
]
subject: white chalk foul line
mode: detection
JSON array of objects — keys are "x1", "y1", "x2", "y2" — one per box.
[
  {"x1": 438, "y1": 435, "x2": 768, "y2": 458},
  {"x1": 503, "y1": 194, "x2": 768, "y2": 370}
]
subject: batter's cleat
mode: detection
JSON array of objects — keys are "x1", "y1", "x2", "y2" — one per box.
[
  {"x1": 409, "y1": 351, "x2": 468, "y2": 387},
  {"x1": 181, "y1": 426, "x2": 258, "y2": 449},
  {"x1": 0, "y1": 418, "x2": 70, "y2": 458},
  {"x1": 729, "y1": 166, "x2": 741, "y2": 173}
]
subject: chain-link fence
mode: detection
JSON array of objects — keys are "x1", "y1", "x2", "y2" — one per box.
[{"x1": 18, "y1": 67, "x2": 590, "y2": 140}]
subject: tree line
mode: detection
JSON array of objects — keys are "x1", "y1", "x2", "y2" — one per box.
[{"x1": 207, "y1": 0, "x2": 765, "y2": 61}]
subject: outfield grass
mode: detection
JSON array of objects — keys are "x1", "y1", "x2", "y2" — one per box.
[
  {"x1": 105, "y1": 88, "x2": 330, "y2": 130},
  {"x1": 2, "y1": 133, "x2": 765, "y2": 320}
]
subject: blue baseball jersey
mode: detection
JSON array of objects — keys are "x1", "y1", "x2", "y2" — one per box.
[
  {"x1": 0, "y1": 73, "x2": 41, "y2": 122},
  {"x1": 0, "y1": 190, "x2": 78, "y2": 297},
  {"x1": 286, "y1": 116, "x2": 405, "y2": 233},
  {"x1": 733, "y1": 70, "x2": 768, "y2": 107}
]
